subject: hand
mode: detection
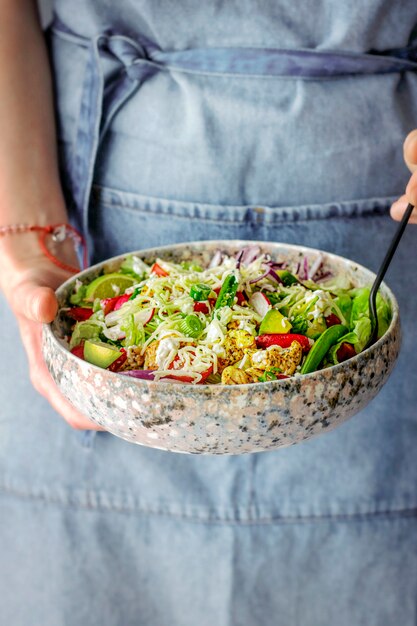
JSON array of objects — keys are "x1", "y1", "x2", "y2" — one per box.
[
  {"x1": 390, "y1": 130, "x2": 417, "y2": 223},
  {"x1": 0, "y1": 234, "x2": 103, "y2": 430}
]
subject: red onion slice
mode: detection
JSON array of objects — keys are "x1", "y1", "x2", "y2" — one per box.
[
  {"x1": 308, "y1": 254, "x2": 323, "y2": 281},
  {"x1": 249, "y1": 267, "x2": 283, "y2": 285},
  {"x1": 120, "y1": 369, "x2": 156, "y2": 380},
  {"x1": 303, "y1": 257, "x2": 309, "y2": 280},
  {"x1": 240, "y1": 245, "x2": 261, "y2": 266},
  {"x1": 235, "y1": 249, "x2": 245, "y2": 269},
  {"x1": 249, "y1": 270, "x2": 270, "y2": 284},
  {"x1": 268, "y1": 268, "x2": 284, "y2": 284},
  {"x1": 315, "y1": 270, "x2": 334, "y2": 283}
]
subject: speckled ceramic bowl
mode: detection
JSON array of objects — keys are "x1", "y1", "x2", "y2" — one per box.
[{"x1": 42, "y1": 240, "x2": 401, "y2": 455}]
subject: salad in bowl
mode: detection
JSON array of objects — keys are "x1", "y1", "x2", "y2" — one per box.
[
  {"x1": 62, "y1": 245, "x2": 392, "y2": 385},
  {"x1": 43, "y1": 241, "x2": 400, "y2": 454}
]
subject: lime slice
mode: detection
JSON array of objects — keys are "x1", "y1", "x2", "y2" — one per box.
[
  {"x1": 259, "y1": 309, "x2": 292, "y2": 334},
  {"x1": 85, "y1": 273, "x2": 136, "y2": 300},
  {"x1": 84, "y1": 340, "x2": 122, "y2": 369}
]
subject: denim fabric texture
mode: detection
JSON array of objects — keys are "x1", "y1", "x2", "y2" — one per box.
[{"x1": 1, "y1": 2, "x2": 417, "y2": 625}]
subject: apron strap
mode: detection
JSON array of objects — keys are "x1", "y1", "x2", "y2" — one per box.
[
  {"x1": 61, "y1": 32, "x2": 159, "y2": 254},
  {"x1": 150, "y1": 46, "x2": 417, "y2": 77}
]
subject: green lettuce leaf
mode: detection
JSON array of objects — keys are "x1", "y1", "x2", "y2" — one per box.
[
  {"x1": 376, "y1": 292, "x2": 391, "y2": 338},
  {"x1": 348, "y1": 288, "x2": 372, "y2": 352},
  {"x1": 333, "y1": 292, "x2": 352, "y2": 326},
  {"x1": 69, "y1": 284, "x2": 88, "y2": 306},
  {"x1": 121, "y1": 314, "x2": 145, "y2": 347},
  {"x1": 351, "y1": 317, "x2": 372, "y2": 352},
  {"x1": 346, "y1": 287, "x2": 391, "y2": 352},
  {"x1": 119, "y1": 255, "x2": 149, "y2": 280},
  {"x1": 349, "y1": 287, "x2": 369, "y2": 320},
  {"x1": 69, "y1": 321, "x2": 101, "y2": 349}
]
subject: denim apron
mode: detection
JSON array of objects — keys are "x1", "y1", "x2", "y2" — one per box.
[{"x1": 1, "y1": 2, "x2": 417, "y2": 625}]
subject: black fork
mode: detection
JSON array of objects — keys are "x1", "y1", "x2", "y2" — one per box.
[{"x1": 365, "y1": 202, "x2": 414, "y2": 350}]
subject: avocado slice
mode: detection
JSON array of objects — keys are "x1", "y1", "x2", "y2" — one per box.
[
  {"x1": 259, "y1": 309, "x2": 292, "y2": 334},
  {"x1": 84, "y1": 339, "x2": 122, "y2": 369}
]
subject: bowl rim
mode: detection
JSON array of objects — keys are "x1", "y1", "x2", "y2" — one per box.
[{"x1": 44, "y1": 239, "x2": 400, "y2": 390}]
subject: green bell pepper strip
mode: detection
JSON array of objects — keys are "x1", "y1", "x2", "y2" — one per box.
[
  {"x1": 129, "y1": 287, "x2": 142, "y2": 300},
  {"x1": 214, "y1": 274, "x2": 238, "y2": 309},
  {"x1": 300, "y1": 324, "x2": 347, "y2": 374},
  {"x1": 258, "y1": 370, "x2": 278, "y2": 382}
]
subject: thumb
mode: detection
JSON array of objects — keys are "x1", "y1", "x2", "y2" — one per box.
[{"x1": 10, "y1": 280, "x2": 58, "y2": 323}]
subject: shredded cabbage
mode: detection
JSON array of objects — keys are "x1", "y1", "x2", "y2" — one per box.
[{"x1": 65, "y1": 249, "x2": 392, "y2": 382}]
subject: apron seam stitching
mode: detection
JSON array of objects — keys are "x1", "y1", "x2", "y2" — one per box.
[
  {"x1": 92, "y1": 184, "x2": 397, "y2": 211},
  {"x1": 93, "y1": 198, "x2": 391, "y2": 225},
  {"x1": 1, "y1": 483, "x2": 417, "y2": 524}
]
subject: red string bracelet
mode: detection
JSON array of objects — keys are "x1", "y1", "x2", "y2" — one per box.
[{"x1": 0, "y1": 223, "x2": 88, "y2": 274}]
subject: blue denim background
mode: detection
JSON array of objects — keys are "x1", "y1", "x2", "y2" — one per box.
[{"x1": 1, "y1": 2, "x2": 417, "y2": 624}]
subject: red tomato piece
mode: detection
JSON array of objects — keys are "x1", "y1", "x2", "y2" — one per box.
[
  {"x1": 107, "y1": 349, "x2": 127, "y2": 372},
  {"x1": 336, "y1": 342, "x2": 356, "y2": 362},
  {"x1": 67, "y1": 307, "x2": 93, "y2": 321},
  {"x1": 70, "y1": 344, "x2": 85, "y2": 359},
  {"x1": 113, "y1": 294, "x2": 130, "y2": 310},
  {"x1": 101, "y1": 294, "x2": 131, "y2": 315},
  {"x1": 167, "y1": 356, "x2": 213, "y2": 384},
  {"x1": 199, "y1": 365, "x2": 214, "y2": 383},
  {"x1": 151, "y1": 263, "x2": 169, "y2": 277},
  {"x1": 166, "y1": 364, "x2": 213, "y2": 384},
  {"x1": 236, "y1": 291, "x2": 246, "y2": 305},
  {"x1": 193, "y1": 301, "x2": 210, "y2": 314},
  {"x1": 101, "y1": 296, "x2": 119, "y2": 315},
  {"x1": 165, "y1": 374, "x2": 195, "y2": 383},
  {"x1": 325, "y1": 313, "x2": 341, "y2": 327},
  {"x1": 256, "y1": 333, "x2": 311, "y2": 353}
]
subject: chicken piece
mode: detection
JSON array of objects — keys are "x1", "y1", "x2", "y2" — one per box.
[
  {"x1": 217, "y1": 329, "x2": 257, "y2": 372},
  {"x1": 245, "y1": 367, "x2": 267, "y2": 382},
  {"x1": 250, "y1": 340, "x2": 302, "y2": 376},
  {"x1": 221, "y1": 366, "x2": 254, "y2": 385},
  {"x1": 229, "y1": 329, "x2": 257, "y2": 350},
  {"x1": 143, "y1": 340, "x2": 160, "y2": 370},
  {"x1": 120, "y1": 346, "x2": 145, "y2": 370},
  {"x1": 221, "y1": 365, "x2": 270, "y2": 385}
]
